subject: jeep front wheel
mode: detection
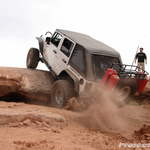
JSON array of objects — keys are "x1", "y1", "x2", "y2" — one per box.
[
  {"x1": 26, "y1": 48, "x2": 39, "y2": 69},
  {"x1": 51, "y1": 80, "x2": 74, "y2": 108}
]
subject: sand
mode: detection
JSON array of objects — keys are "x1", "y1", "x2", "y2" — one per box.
[{"x1": 0, "y1": 96, "x2": 150, "y2": 150}]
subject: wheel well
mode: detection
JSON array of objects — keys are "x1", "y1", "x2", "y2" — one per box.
[
  {"x1": 58, "y1": 70, "x2": 79, "y2": 93},
  {"x1": 59, "y1": 71, "x2": 74, "y2": 85}
]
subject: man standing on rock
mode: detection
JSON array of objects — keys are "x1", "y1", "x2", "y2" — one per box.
[{"x1": 135, "y1": 47, "x2": 147, "y2": 71}]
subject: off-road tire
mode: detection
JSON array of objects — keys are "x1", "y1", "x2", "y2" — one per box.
[
  {"x1": 51, "y1": 80, "x2": 74, "y2": 108},
  {"x1": 113, "y1": 78, "x2": 137, "y2": 108},
  {"x1": 26, "y1": 48, "x2": 39, "y2": 69}
]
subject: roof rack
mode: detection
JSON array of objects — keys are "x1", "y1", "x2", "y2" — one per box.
[{"x1": 111, "y1": 63, "x2": 149, "y2": 79}]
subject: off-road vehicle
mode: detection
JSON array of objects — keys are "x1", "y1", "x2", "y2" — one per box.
[{"x1": 26, "y1": 29, "x2": 149, "y2": 108}]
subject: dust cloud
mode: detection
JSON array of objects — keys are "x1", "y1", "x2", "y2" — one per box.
[{"x1": 67, "y1": 88, "x2": 129, "y2": 132}]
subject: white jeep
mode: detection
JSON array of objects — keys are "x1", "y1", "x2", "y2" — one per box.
[{"x1": 26, "y1": 29, "x2": 148, "y2": 108}]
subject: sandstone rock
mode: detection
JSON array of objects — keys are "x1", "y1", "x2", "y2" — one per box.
[
  {"x1": 40, "y1": 127, "x2": 51, "y2": 132},
  {"x1": 0, "y1": 108, "x2": 66, "y2": 126},
  {"x1": 1, "y1": 67, "x2": 149, "y2": 105},
  {"x1": 35, "y1": 120, "x2": 42, "y2": 127},
  {"x1": 0, "y1": 67, "x2": 56, "y2": 102},
  {"x1": 42, "y1": 121, "x2": 50, "y2": 128},
  {"x1": 23, "y1": 119, "x2": 32, "y2": 126}
]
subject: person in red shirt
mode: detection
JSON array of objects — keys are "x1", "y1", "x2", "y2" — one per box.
[{"x1": 135, "y1": 47, "x2": 147, "y2": 71}]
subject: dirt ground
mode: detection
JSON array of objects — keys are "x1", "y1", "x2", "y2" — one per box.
[{"x1": 0, "y1": 92, "x2": 150, "y2": 150}]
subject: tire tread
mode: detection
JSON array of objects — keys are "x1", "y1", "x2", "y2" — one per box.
[
  {"x1": 51, "y1": 80, "x2": 74, "y2": 108},
  {"x1": 26, "y1": 48, "x2": 39, "y2": 69}
]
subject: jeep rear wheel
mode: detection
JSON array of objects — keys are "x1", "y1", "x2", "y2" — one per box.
[
  {"x1": 26, "y1": 48, "x2": 39, "y2": 69},
  {"x1": 51, "y1": 80, "x2": 74, "y2": 108},
  {"x1": 113, "y1": 78, "x2": 137, "y2": 108}
]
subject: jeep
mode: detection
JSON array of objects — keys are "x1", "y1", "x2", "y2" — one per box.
[{"x1": 26, "y1": 29, "x2": 149, "y2": 108}]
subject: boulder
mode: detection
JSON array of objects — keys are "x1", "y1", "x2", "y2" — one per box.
[
  {"x1": 0, "y1": 67, "x2": 55, "y2": 102},
  {"x1": 1, "y1": 67, "x2": 149, "y2": 106}
]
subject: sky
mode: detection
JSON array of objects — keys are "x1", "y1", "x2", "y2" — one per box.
[{"x1": 0, "y1": 0, "x2": 150, "y2": 73}]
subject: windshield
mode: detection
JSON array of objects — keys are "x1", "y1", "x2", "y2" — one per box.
[{"x1": 91, "y1": 54, "x2": 120, "y2": 80}]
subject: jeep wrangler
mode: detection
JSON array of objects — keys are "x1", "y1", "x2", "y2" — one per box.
[{"x1": 26, "y1": 29, "x2": 149, "y2": 108}]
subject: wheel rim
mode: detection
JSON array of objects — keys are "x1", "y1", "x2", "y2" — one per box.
[
  {"x1": 55, "y1": 88, "x2": 64, "y2": 105},
  {"x1": 118, "y1": 86, "x2": 130, "y2": 101}
]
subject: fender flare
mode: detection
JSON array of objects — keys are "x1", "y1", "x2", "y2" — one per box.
[
  {"x1": 64, "y1": 69, "x2": 79, "y2": 93},
  {"x1": 36, "y1": 37, "x2": 44, "y2": 55}
]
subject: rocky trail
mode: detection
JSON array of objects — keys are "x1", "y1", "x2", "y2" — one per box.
[
  {"x1": 0, "y1": 67, "x2": 150, "y2": 150},
  {"x1": 0, "y1": 100, "x2": 150, "y2": 150}
]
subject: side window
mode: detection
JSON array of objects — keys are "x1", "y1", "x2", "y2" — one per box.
[
  {"x1": 51, "y1": 32, "x2": 62, "y2": 47},
  {"x1": 70, "y1": 49, "x2": 85, "y2": 72},
  {"x1": 69, "y1": 45, "x2": 86, "y2": 77},
  {"x1": 60, "y1": 38, "x2": 74, "y2": 57}
]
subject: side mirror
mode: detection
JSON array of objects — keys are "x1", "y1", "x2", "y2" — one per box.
[{"x1": 46, "y1": 37, "x2": 51, "y2": 45}]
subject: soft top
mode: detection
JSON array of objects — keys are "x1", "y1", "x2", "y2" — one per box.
[{"x1": 57, "y1": 29, "x2": 121, "y2": 58}]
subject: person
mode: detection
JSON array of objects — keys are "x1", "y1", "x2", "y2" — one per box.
[{"x1": 135, "y1": 47, "x2": 147, "y2": 71}]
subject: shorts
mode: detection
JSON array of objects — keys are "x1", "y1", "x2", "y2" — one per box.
[{"x1": 137, "y1": 62, "x2": 145, "y2": 71}]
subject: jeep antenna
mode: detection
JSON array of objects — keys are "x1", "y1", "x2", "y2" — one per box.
[{"x1": 132, "y1": 45, "x2": 139, "y2": 66}]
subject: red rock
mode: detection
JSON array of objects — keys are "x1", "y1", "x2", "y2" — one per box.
[
  {"x1": 0, "y1": 67, "x2": 55, "y2": 102},
  {"x1": 23, "y1": 119, "x2": 32, "y2": 126}
]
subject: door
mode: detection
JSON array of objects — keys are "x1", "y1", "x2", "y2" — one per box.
[
  {"x1": 43, "y1": 32, "x2": 62, "y2": 67},
  {"x1": 54, "y1": 37, "x2": 75, "y2": 75}
]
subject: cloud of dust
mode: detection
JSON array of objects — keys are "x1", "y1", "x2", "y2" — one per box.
[{"x1": 77, "y1": 88, "x2": 129, "y2": 132}]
